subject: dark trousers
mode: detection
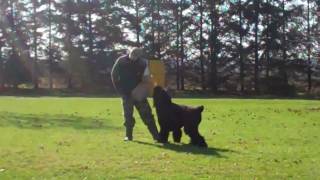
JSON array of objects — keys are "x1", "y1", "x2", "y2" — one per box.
[{"x1": 121, "y1": 96, "x2": 159, "y2": 140}]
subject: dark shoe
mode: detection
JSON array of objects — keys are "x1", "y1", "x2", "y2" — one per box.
[{"x1": 125, "y1": 127, "x2": 133, "y2": 141}]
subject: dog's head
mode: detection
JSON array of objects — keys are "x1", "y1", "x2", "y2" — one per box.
[
  {"x1": 197, "y1": 105, "x2": 204, "y2": 113},
  {"x1": 153, "y1": 86, "x2": 172, "y2": 107}
]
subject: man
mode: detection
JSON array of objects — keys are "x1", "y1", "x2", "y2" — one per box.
[{"x1": 111, "y1": 48, "x2": 159, "y2": 141}]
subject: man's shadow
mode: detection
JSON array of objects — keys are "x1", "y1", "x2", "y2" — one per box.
[{"x1": 133, "y1": 140, "x2": 237, "y2": 157}]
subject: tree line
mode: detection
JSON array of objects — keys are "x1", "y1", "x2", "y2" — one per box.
[{"x1": 0, "y1": 0, "x2": 319, "y2": 95}]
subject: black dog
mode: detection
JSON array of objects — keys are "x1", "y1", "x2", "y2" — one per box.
[{"x1": 153, "y1": 86, "x2": 208, "y2": 148}]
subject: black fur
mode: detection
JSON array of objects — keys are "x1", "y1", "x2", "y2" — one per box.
[{"x1": 153, "y1": 86, "x2": 208, "y2": 148}]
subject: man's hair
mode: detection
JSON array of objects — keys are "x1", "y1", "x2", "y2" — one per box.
[{"x1": 129, "y1": 47, "x2": 144, "y2": 60}]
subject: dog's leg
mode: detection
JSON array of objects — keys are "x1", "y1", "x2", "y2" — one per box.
[
  {"x1": 184, "y1": 126, "x2": 196, "y2": 145},
  {"x1": 197, "y1": 135, "x2": 208, "y2": 148},
  {"x1": 189, "y1": 130, "x2": 198, "y2": 146},
  {"x1": 186, "y1": 127, "x2": 207, "y2": 148},
  {"x1": 159, "y1": 129, "x2": 170, "y2": 143},
  {"x1": 173, "y1": 128, "x2": 182, "y2": 143}
]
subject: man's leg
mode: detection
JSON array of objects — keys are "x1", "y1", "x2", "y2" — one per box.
[
  {"x1": 135, "y1": 99, "x2": 159, "y2": 141},
  {"x1": 122, "y1": 97, "x2": 135, "y2": 141}
]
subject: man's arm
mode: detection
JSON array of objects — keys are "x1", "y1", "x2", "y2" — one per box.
[
  {"x1": 142, "y1": 58, "x2": 151, "y2": 81},
  {"x1": 130, "y1": 59, "x2": 152, "y2": 101},
  {"x1": 111, "y1": 59, "x2": 120, "y2": 83},
  {"x1": 111, "y1": 58, "x2": 126, "y2": 96}
]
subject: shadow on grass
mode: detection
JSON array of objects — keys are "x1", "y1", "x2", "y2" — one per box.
[
  {"x1": 0, "y1": 111, "x2": 116, "y2": 130},
  {"x1": 134, "y1": 140, "x2": 237, "y2": 157}
]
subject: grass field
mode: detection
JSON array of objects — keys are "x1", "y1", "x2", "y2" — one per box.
[{"x1": 0, "y1": 96, "x2": 319, "y2": 179}]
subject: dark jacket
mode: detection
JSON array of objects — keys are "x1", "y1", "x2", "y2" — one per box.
[{"x1": 111, "y1": 55, "x2": 147, "y2": 96}]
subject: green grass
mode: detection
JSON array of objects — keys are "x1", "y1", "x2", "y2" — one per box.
[{"x1": 0, "y1": 97, "x2": 319, "y2": 179}]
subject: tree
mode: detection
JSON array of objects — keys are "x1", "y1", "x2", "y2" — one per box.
[
  {"x1": 264, "y1": 0, "x2": 271, "y2": 78},
  {"x1": 306, "y1": 0, "x2": 311, "y2": 91},
  {"x1": 0, "y1": 39, "x2": 4, "y2": 89},
  {"x1": 0, "y1": 0, "x2": 317, "y2": 94},
  {"x1": 48, "y1": 0, "x2": 53, "y2": 89},
  {"x1": 0, "y1": 2, "x2": 8, "y2": 89},
  {"x1": 54, "y1": 0, "x2": 82, "y2": 88},
  {"x1": 31, "y1": 0, "x2": 39, "y2": 89},
  {"x1": 238, "y1": 0, "x2": 244, "y2": 92},
  {"x1": 254, "y1": 0, "x2": 259, "y2": 92},
  {"x1": 178, "y1": 0, "x2": 190, "y2": 90},
  {"x1": 28, "y1": 0, "x2": 46, "y2": 89},
  {"x1": 5, "y1": 0, "x2": 31, "y2": 88},
  {"x1": 199, "y1": 0, "x2": 205, "y2": 90},
  {"x1": 175, "y1": 0, "x2": 181, "y2": 90},
  {"x1": 208, "y1": 0, "x2": 219, "y2": 92}
]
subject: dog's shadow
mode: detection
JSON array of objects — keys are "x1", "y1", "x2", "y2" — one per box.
[{"x1": 133, "y1": 140, "x2": 237, "y2": 157}]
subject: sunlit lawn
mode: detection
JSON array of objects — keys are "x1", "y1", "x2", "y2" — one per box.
[{"x1": 0, "y1": 96, "x2": 319, "y2": 179}]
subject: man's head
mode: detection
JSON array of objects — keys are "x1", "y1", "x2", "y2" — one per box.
[{"x1": 129, "y1": 47, "x2": 144, "y2": 61}]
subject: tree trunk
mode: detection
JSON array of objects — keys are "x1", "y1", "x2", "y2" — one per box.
[
  {"x1": 254, "y1": 0, "x2": 259, "y2": 93},
  {"x1": 199, "y1": 0, "x2": 205, "y2": 90},
  {"x1": 307, "y1": 0, "x2": 312, "y2": 92},
  {"x1": 156, "y1": 0, "x2": 161, "y2": 59},
  {"x1": 0, "y1": 46, "x2": 3, "y2": 89},
  {"x1": 265, "y1": 0, "x2": 270, "y2": 79},
  {"x1": 88, "y1": 0, "x2": 94, "y2": 58},
  {"x1": 135, "y1": 0, "x2": 140, "y2": 46},
  {"x1": 175, "y1": 5, "x2": 180, "y2": 90},
  {"x1": 88, "y1": 0, "x2": 96, "y2": 85},
  {"x1": 281, "y1": 0, "x2": 288, "y2": 86},
  {"x1": 67, "y1": 0, "x2": 73, "y2": 89},
  {"x1": 209, "y1": 0, "x2": 218, "y2": 92},
  {"x1": 7, "y1": 0, "x2": 18, "y2": 89},
  {"x1": 151, "y1": 0, "x2": 155, "y2": 57},
  {"x1": 239, "y1": 0, "x2": 244, "y2": 92},
  {"x1": 179, "y1": 0, "x2": 184, "y2": 90},
  {"x1": 282, "y1": 0, "x2": 286, "y2": 69},
  {"x1": 32, "y1": 0, "x2": 38, "y2": 89},
  {"x1": 10, "y1": 0, "x2": 16, "y2": 52},
  {"x1": 48, "y1": 0, "x2": 53, "y2": 89}
]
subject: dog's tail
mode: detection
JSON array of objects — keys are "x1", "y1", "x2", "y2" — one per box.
[{"x1": 197, "y1": 105, "x2": 204, "y2": 112}]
